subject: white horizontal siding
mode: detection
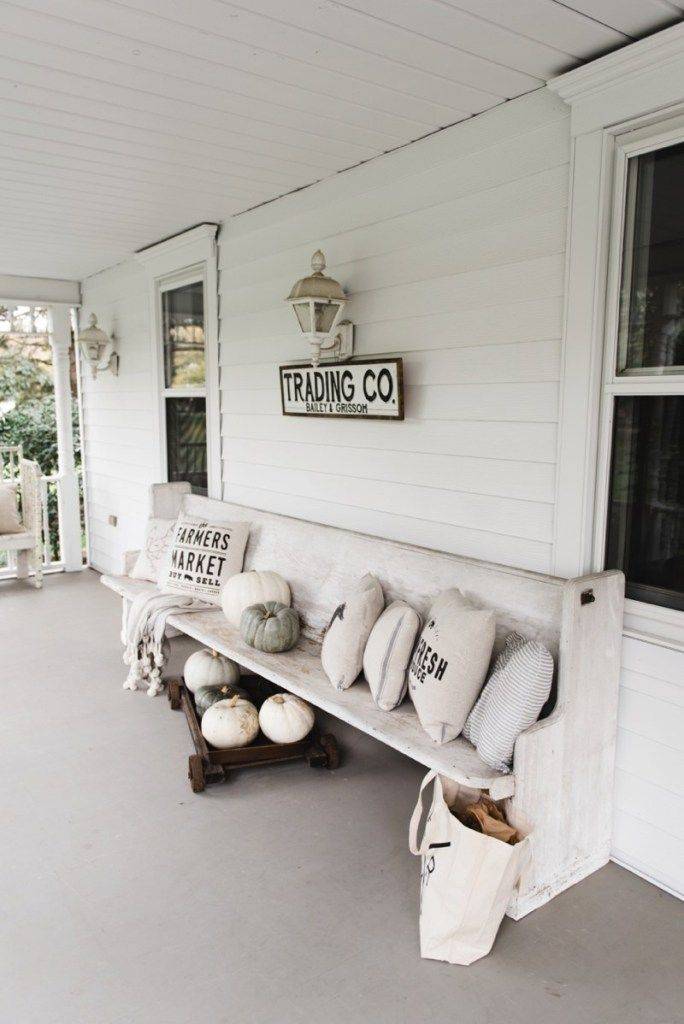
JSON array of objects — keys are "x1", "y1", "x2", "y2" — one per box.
[
  {"x1": 79, "y1": 260, "x2": 155, "y2": 575},
  {"x1": 219, "y1": 89, "x2": 568, "y2": 573},
  {"x1": 76, "y1": 79, "x2": 682, "y2": 901},
  {"x1": 612, "y1": 635, "x2": 684, "y2": 898}
]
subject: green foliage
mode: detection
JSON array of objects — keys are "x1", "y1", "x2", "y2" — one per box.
[
  {"x1": 0, "y1": 399, "x2": 81, "y2": 476},
  {"x1": 0, "y1": 333, "x2": 53, "y2": 404}
]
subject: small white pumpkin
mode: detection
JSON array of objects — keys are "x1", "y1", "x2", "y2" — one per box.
[
  {"x1": 184, "y1": 648, "x2": 240, "y2": 694},
  {"x1": 259, "y1": 693, "x2": 315, "y2": 744},
  {"x1": 201, "y1": 695, "x2": 259, "y2": 749},
  {"x1": 221, "y1": 570, "x2": 291, "y2": 628}
]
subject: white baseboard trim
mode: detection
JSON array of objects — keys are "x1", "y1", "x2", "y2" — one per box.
[{"x1": 610, "y1": 855, "x2": 683, "y2": 901}]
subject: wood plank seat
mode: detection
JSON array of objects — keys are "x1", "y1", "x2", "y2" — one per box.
[
  {"x1": 102, "y1": 483, "x2": 625, "y2": 919},
  {"x1": 101, "y1": 572, "x2": 514, "y2": 797}
]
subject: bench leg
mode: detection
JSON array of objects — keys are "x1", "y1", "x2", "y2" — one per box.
[
  {"x1": 31, "y1": 548, "x2": 43, "y2": 589},
  {"x1": 15, "y1": 549, "x2": 29, "y2": 580},
  {"x1": 505, "y1": 572, "x2": 624, "y2": 919}
]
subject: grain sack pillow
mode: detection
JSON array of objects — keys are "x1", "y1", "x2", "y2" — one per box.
[
  {"x1": 158, "y1": 515, "x2": 250, "y2": 605},
  {"x1": 130, "y1": 517, "x2": 176, "y2": 583},
  {"x1": 463, "y1": 631, "x2": 553, "y2": 773},
  {"x1": 363, "y1": 600, "x2": 421, "y2": 711},
  {"x1": 408, "y1": 589, "x2": 495, "y2": 745},
  {"x1": 0, "y1": 481, "x2": 22, "y2": 534},
  {"x1": 321, "y1": 574, "x2": 384, "y2": 691}
]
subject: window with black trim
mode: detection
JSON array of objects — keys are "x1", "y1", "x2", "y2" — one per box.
[
  {"x1": 603, "y1": 141, "x2": 684, "y2": 611},
  {"x1": 159, "y1": 277, "x2": 208, "y2": 496}
]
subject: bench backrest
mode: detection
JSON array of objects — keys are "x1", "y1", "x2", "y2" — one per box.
[{"x1": 167, "y1": 489, "x2": 565, "y2": 656}]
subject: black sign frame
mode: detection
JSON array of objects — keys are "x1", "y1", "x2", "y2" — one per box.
[{"x1": 279, "y1": 357, "x2": 404, "y2": 421}]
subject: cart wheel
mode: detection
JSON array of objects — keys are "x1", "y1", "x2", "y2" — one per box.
[
  {"x1": 321, "y1": 733, "x2": 340, "y2": 770},
  {"x1": 168, "y1": 680, "x2": 181, "y2": 711},
  {"x1": 188, "y1": 754, "x2": 206, "y2": 793},
  {"x1": 307, "y1": 743, "x2": 327, "y2": 768}
]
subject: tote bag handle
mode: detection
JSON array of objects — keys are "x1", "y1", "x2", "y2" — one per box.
[{"x1": 409, "y1": 770, "x2": 445, "y2": 856}]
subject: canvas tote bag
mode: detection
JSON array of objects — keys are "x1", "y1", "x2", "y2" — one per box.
[{"x1": 409, "y1": 770, "x2": 531, "y2": 965}]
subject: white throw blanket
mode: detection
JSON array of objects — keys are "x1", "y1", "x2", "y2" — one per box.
[{"x1": 122, "y1": 589, "x2": 209, "y2": 696}]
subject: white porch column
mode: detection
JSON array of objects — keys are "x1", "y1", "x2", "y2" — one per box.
[{"x1": 48, "y1": 305, "x2": 82, "y2": 571}]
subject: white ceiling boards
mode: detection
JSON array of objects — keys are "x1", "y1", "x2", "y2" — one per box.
[{"x1": 1, "y1": 0, "x2": 682, "y2": 280}]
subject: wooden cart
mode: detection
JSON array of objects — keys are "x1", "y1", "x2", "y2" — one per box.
[{"x1": 167, "y1": 676, "x2": 340, "y2": 793}]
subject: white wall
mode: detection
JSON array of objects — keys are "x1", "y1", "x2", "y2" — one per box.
[
  {"x1": 80, "y1": 259, "x2": 155, "y2": 574},
  {"x1": 613, "y1": 637, "x2": 683, "y2": 897},
  {"x1": 219, "y1": 89, "x2": 569, "y2": 574},
  {"x1": 78, "y1": 85, "x2": 682, "y2": 899}
]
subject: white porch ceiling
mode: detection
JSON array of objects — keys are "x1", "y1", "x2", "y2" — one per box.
[{"x1": 1, "y1": 0, "x2": 682, "y2": 282}]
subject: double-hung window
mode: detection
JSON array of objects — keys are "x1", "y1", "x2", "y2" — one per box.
[
  {"x1": 159, "y1": 273, "x2": 208, "y2": 496},
  {"x1": 598, "y1": 127, "x2": 684, "y2": 617},
  {"x1": 136, "y1": 224, "x2": 220, "y2": 500}
]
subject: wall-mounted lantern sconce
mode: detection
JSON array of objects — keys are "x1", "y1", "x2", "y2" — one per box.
[
  {"x1": 286, "y1": 250, "x2": 354, "y2": 367},
  {"x1": 78, "y1": 314, "x2": 118, "y2": 378}
]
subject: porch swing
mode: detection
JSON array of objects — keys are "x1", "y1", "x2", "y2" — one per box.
[{"x1": 0, "y1": 444, "x2": 44, "y2": 588}]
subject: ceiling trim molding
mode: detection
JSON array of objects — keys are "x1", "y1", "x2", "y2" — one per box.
[
  {"x1": 549, "y1": 23, "x2": 684, "y2": 135},
  {"x1": 135, "y1": 223, "x2": 219, "y2": 278},
  {"x1": 0, "y1": 274, "x2": 80, "y2": 306}
]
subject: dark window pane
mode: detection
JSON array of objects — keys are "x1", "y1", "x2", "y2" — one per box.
[
  {"x1": 618, "y1": 141, "x2": 684, "y2": 373},
  {"x1": 166, "y1": 396, "x2": 207, "y2": 496},
  {"x1": 605, "y1": 395, "x2": 683, "y2": 610},
  {"x1": 162, "y1": 281, "x2": 205, "y2": 387}
]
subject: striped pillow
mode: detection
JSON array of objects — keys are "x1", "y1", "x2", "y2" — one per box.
[
  {"x1": 463, "y1": 632, "x2": 553, "y2": 773},
  {"x1": 363, "y1": 600, "x2": 421, "y2": 711}
]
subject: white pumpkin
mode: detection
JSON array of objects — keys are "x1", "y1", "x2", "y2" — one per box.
[
  {"x1": 221, "y1": 570, "x2": 291, "y2": 628},
  {"x1": 184, "y1": 648, "x2": 240, "y2": 694},
  {"x1": 259, "y1": 693, "x2": 315, "y2": 744},
  {"x1": 201, "y1": 695, "x2": 259, "y2": 749}
]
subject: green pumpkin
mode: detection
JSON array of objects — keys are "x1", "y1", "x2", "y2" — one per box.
[
  {"x1": 194, "y1": 683, "x2": 247, "y2": 718},
  {"x1": 240, "y1": 601, "x2": 300, "y2": 653}
]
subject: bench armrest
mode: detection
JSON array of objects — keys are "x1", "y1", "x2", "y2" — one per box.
[{"x1": 122, "y1": 549, "x2": 140, "y2": 575}]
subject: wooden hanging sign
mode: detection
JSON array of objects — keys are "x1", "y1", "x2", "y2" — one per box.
[{"x1": 279, "y1": 358, "x2": 404, "y2": 420}]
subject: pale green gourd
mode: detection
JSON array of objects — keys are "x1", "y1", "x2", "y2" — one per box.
[
  {"x1": 240, "y1": 601, "x2": 300, "y2": 653},
  {"x1": 194, "y1": 683, "x2": 248, "y2": 718}
]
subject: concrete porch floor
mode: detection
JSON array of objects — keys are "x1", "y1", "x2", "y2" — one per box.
[{"x1": 1, "y1": 570, "x2": 681, "y2": 1024}]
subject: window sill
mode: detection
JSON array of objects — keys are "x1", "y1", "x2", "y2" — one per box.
[{"x1": 622, "y1": 598, "x2": 684, "y2": 652}]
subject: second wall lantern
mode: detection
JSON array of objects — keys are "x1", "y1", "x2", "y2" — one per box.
[
  {"x1": 78, "y1": 313, "x2": 119, "y2": 378},
  {"x1": 286, "y1": 250, "x2": 354, "y2": 367}
]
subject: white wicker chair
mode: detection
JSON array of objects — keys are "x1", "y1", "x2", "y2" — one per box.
[{"x1": 0, "y1": 457, "x2": 44, "y2": 588}]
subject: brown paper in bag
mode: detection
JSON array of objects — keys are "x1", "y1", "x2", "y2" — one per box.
[{"x1": 458, "y1": 795, "x2": 520, "y2": 845}]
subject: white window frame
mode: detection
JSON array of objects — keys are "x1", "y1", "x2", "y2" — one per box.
[
  {"x1": 549, "y1": 23, "x2": 684, "y2": 651},
  {"x1": 593, "y1": 118, "x2": 684, "y2": 642},
  {"x1": 135, "y1": 224, "x2": 221, "y2": 499},
  {"x1": 157, "y1": 266, "x2": 208, "y2": 489}
]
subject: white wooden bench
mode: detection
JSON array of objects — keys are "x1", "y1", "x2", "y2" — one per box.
[{"x1": 102, "y1": 483, "x2": 624, "y2": 919}]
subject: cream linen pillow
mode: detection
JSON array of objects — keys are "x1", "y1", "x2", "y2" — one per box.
[
  {"x1": 321, "y1": 574, "x2": 384, "y2": 691},
  {"x1": 130, "y1": 517, "x2": 176, "y2": 583},
  {"x1": 408, "y1": 589, "x2": 495, "y2": 745},
  {"x1": 363, "y1": 600, "x2": 421, "y2": 711},
  {"x1": 158, "y1": 515, "x2": 250, "y2": 605},
  {"x1": 0, "y1": 482, "x2": 22, "y2": 534}
]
